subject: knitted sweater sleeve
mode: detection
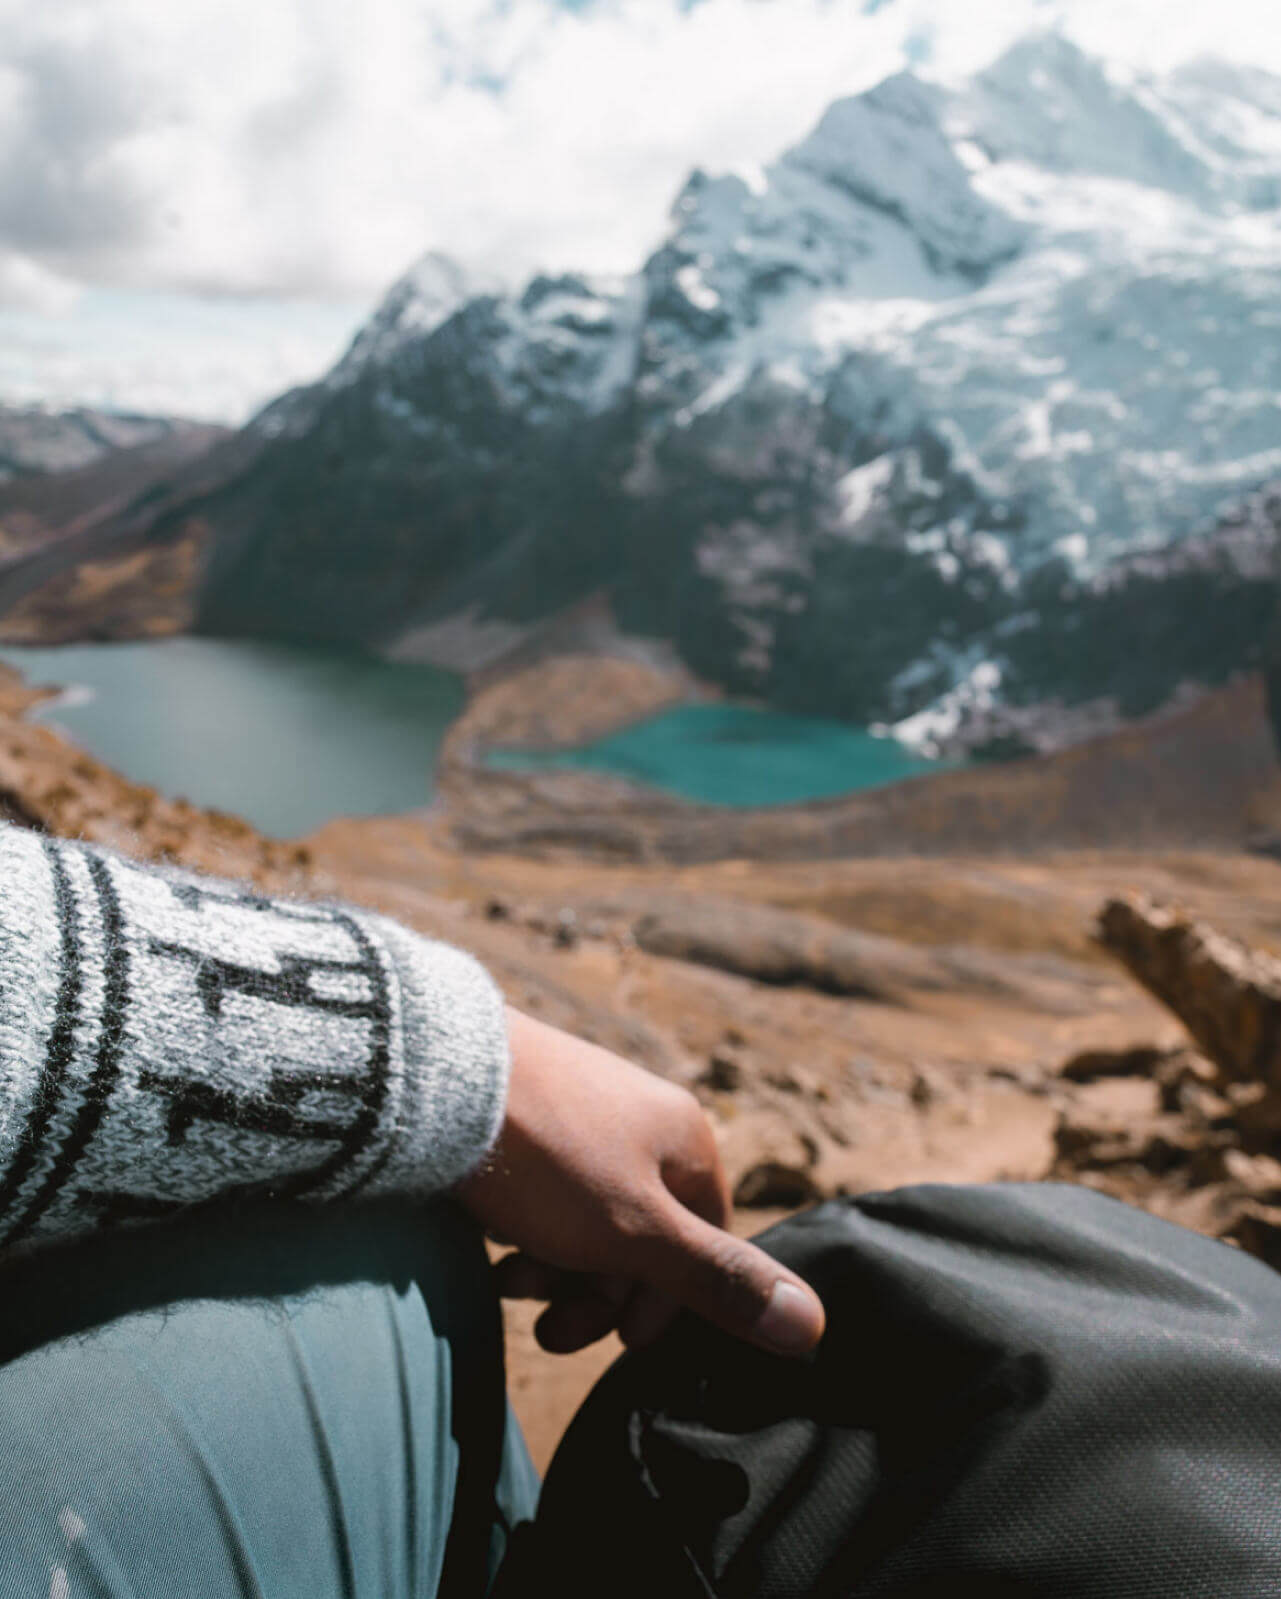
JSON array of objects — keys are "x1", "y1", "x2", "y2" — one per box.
[{"x1": 0, "y1": 823, "x2": 510, "y2": 1251}]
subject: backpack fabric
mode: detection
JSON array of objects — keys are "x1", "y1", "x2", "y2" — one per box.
[{"x1": 500, "y1": 1183, "x2": 1281, "y2": 1597}]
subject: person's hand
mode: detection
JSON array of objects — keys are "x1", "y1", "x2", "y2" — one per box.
[{"x1": 454, "y1": 1006, "x2": 826, "y2": 1358}]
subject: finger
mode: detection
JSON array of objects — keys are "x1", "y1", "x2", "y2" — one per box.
[
  {"x1": 593, "y1": 1273, "x2": 634, "y2": 1310},
  {"x1": 618, "y1": 1283, "x2": 680, "y2": 1349},
  {"x1": 534, "y1": 1294, "x2": 621, "y2": 1355},
  {"x1": 627, "y1": 1201, "x2": 826, "y2": 1358},
  {"x1": 494, "y1": 1252, "x2": 578, "y2": 1302}
]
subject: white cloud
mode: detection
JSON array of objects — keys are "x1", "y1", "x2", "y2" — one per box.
[
  {"x1": 0, "y1": 289, "x2": 365, "y2": 422},
  {"x1": 0, "y1": 252, "x2": 80, "y2": 315},
  {"x1": 0, "y1": 0, "x2": 1277, "y2": 419},
  {"x1": 0, "y1": 0, "x2": 911, "y2": 298}
]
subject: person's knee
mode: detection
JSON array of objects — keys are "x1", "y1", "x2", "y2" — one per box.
[
  {"x1": 0, "y1": 1195, "x2": 494, "y2": 1363},
  {"x1": 0, "y1": 1198, "x2": 508, "y2": 1597}
]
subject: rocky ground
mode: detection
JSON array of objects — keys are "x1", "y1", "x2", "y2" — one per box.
[
  {"x1": 258, "y1": 829, "x2": 1281, "y2": 1465},
  {"x1": 4, "y1": 655, "x2": 1281, "y2": 1465}
]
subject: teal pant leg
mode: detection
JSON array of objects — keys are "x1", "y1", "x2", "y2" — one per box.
[{"x1": 0, "y1": 1201, "x2": 539, "y2": 1598}]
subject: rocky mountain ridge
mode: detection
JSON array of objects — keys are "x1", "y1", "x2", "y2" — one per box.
[
  {"x1": 0, "y1": 404, "x2": 208, "y2": 483},
  {"x1": 0, "y1": 408, "x2": 229, "y2": 644},
  {"x1": 73, "y1": 32, "x2": 1281, "y2": 752}
]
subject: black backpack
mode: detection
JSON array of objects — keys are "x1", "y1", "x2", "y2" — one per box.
[{"x1": 499, "y1": 1183, "x2": 1281, "y2": 1597}]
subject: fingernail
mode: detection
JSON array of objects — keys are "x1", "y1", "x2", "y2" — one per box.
[{"x1": 754, "y1": 1281, "x2": 824, "y2": 1356}]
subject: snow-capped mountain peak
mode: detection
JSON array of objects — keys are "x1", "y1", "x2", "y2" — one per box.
[
  {"x1": 331, "y1": 252, "x2": 484, "y2": 382},
  {"x1": 188, "y1": 31, "x2": 1281, "y2": 754},
  {"x1": 784, "y1": 69, "x2": 1027, "y2": 277},
  {"x1": 958, "y1": 31, "x2": 1281, "y2": 209}
]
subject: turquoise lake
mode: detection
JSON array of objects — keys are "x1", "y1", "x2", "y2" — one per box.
[
  {"x1": 0, "y1": 638, "x2": 464, "y2": 838},
  {"x1": 0, "y1": 640, "x2": 943, "y2": 835},
  {"x1": 487, "y1": 702, "x2": 942, "y2": 807}
]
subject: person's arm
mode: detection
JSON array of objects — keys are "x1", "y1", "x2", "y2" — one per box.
[
  {"x1": 0, "y1": 823, "x2": 824, "y2": 1357},
  {"x1": 459, "y1": 1007, "x2": 826, "y2": 1358},
  {"x1": 0, "y1": 824, "x2": 507, "y2": 1250}
]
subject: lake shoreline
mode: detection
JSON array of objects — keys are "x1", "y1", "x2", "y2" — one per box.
[
  {"x1": 0, "y1": 631, "x2": 959, "y2": 838},
  {"x1": 0, "y1": 637, "x2": 465, "y2": 838},
  {"x1": 3, "y1": 629, "x2": 1277, "y2": 865},
  {"x1": 435, "y1": 655, "x2": 1281, "y2": 864}
]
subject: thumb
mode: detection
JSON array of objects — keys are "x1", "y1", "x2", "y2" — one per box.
[{"x1": 631, "y1": 1200, "x2": 826, "y2": 1357}]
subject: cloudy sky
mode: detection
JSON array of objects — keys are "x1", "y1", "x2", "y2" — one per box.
[{"x1": 1, "y1": 0, "x2": 1277, "y2": 423}]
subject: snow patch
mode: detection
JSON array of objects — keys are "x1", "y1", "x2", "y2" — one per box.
[
  {"x1": 884, "y1": 655, "x2": 1005, "y2": 757},
  {"x1": 835, "y1": 454, "x2": 895, "y2": 522},
  {"x1": 675, "y1": 264, "x2": 723, "y2": 313}
]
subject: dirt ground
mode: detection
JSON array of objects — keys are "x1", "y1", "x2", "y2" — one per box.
[{"x1": 306, "y1": 814, "x2": 1281, "y2": 1466}]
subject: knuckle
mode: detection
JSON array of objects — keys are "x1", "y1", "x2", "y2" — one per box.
[
  {"x1": 608, "y1": 1192, "x2": 667, "y2": 1252},
  {"x1": 665, "y1": 1082, "x2": 718, "y2": 1148},
  {"x1": 654, "y1": 1078, "x2": 700, "y2": 1123},
  {"x1": 691, "y1": 1116, "x2": 725, "y2": 1172}
]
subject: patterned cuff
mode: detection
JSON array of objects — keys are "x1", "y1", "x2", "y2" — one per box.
[{"x1": 358, "y1": 914, "x2": 511, "y2": 1196}]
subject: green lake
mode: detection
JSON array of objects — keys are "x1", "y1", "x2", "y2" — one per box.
[
  {"x1": 0, "y1": 638, "x2": 464, "y2": 838},
  {"x1": 486, "y1": 702, "x2": 942, "y2": 807},
  {"x1": 0, "y1": 641, "x2": 943, "y2": 835}
]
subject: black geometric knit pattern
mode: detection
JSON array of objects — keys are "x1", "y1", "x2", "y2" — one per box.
[{"x1": 0, "y1": 828, "x2": 508, "y2": 1251}]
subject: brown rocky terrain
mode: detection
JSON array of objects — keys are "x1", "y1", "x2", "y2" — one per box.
[
  {"x1": 0, "y1": 534, "x2": 207, "y2": 644},
  {"x1": 283, "y1": 824, "x2": 1281, "y2": 1462},
  {"x1": 0, "y1": 419, "x2": 226, "y2": 643},
  {"x1": 3, "y1": 652, "x2": 1281, "y2": 1467},
  {"x1": 1046, "y1": 897, "x2": 1281, "y2": 1261}
]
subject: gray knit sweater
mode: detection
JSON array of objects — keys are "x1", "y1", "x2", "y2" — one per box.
[{"x1": 0, "y1": 822, "x2": 510, "y2": 1251}]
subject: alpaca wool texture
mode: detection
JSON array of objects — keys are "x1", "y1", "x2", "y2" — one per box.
[{"x1": 0, "y1": 823, "x2": 510, "y2": 1248}]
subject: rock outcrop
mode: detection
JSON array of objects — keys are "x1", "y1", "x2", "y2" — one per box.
[
  {"x1": 1097, "y1": 896, "x2": 1281, "y2": 1085},
  {"x1": 1054, "y1": 898, "x2": 1281, "y2": 1268},
  {"x1": 632, "y1": 898, "x2": 945, "y2": 1001}
]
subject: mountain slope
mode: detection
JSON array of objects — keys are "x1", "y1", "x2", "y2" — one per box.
[
  {"x1": 126, "y1": 32, "x2": 1281, "y2": 751},
  {"x1": 0, "y1": 405, "x2": 211, "y2": 485},
  {"x1": 0, "y1": 412, "x2": 228, "y2": 643}
]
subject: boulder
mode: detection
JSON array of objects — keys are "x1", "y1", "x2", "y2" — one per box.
[
  {"x1": 1227, "y1": 1204, "x2": 1281, "y2": 1270},
  {"x1": 1049, "y1": 902, "x2": 1281, "y2": 1272},
  {"x1": 732, "y1": 1162, "x2": 826, "y2": 1209},
  {"x1": 632, "y1": 899, "x2": 945, "y2": 1001},
  {"x1": 1096, "y1": 896, "x2": 1281, "y2": 1085},
  {"x1": 1058, "y1": 1044, "x2": 1171, "y2": 1084}
]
